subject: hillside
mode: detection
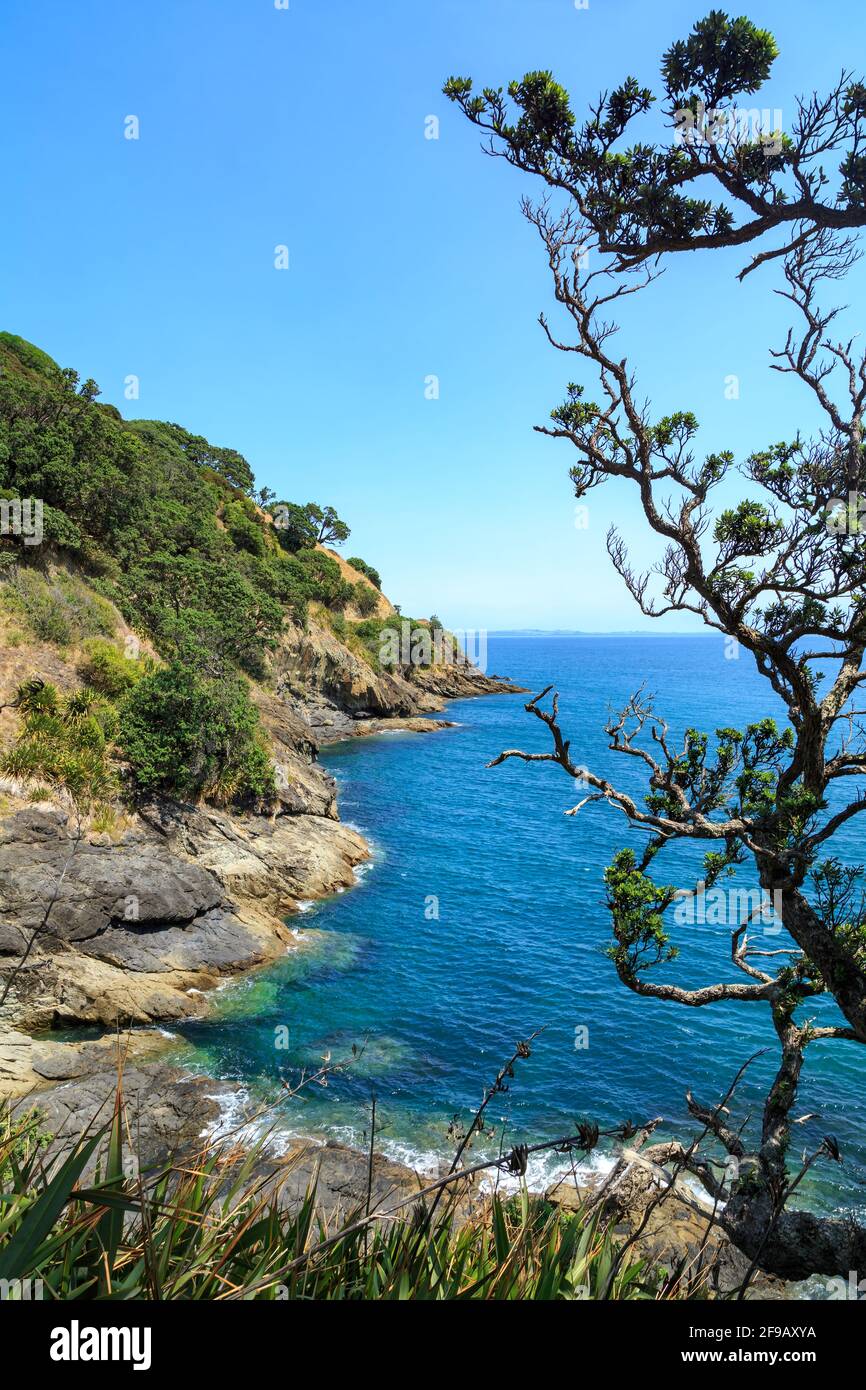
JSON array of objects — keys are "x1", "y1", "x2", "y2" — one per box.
[{"x1": 0, "y1": 333, "x2": 517, "y2": 1078}]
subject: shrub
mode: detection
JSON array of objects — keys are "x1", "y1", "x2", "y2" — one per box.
[
  {"x1": 1, "y1": 680, "x2": 119, "y2": 809},
  {"x1": 118, "y1": 662, "x2": 276, "y2": 805},
  {"x1": 294, "y1": 549, "x2": 354, "y2": 610},
  {"x1": 120, "y1": 554, "x2": 283, "y2": 678},
  {"x1": 224, "y1": 499, "x2": 266, "y2": 556},
  {"x1": 79, "y1": 639, "x2": 146, "y2": 698},
  {"x1": 0, "y1": 332, "x2": 61, "y2": 378},
  {"x1": 353, "y1": 581, "x2": 379, "y2": 616},
  {"x1": 348, "y1": 556, "x2": 382, "y2": 589},
  {"x1": 1, "y1": 567, "x2": 116, "y2": 646},
  {"x1": 19, "y1": 581, "x2": 73, "y2": 645}
]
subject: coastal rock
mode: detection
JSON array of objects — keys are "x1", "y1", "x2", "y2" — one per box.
[
  {"x1": 17, "y1": 1065, "x2": 427, "y2": 1219},
  {"x1": 547, "y1": 1172, "x2": 794, "y2": 1299},
  {"x1": 0, "y1": 808, "x2": 226, "y2": 951},
  {"x1": 16, "y1": 1064, "x2": 793, "y2": 1295},
  {"x1": 14, "y1": 1066, "x2": 235, "y2": 1176},
  {"x1": 353, "y1": 716, "x2": 457, "y2": 737},
  {"x1": 273, "y1": 613, "x2": 525, "y2": 744},
  {"x1": 0, "y1": 1028, "x2": 175, "y2": 1097},
  {"x1": 253, "y1": 689, "x2": 339, "y2": 818},
  {"x1": 136, "y1": 798, "x2": 368, "y2": 927},
  {"x1": 0, "y1": 799, "x2": 367, "y2": 1039}
]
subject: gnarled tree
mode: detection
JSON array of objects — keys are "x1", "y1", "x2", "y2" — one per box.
[
  {"x1": 445, "y1": 8, "x2": 866, "y2": 281},
  {"x1": 448, "y1": 12, "x2": 866, "y2": 1280}
]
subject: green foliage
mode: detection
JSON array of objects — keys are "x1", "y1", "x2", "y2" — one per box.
[
  {"x1": 160, "y1": 421, "x2": 255, "y2": 492},
  {"x1": 353, "y1": 581, "x2": 379, "y2": 616},
  {"x1": 223, "y1": 497, "x2": 266, "y2": 556},
  {"x1": 118, "y1": 663, "x2": 276, "y2": 806},
  {"x1": 347, "y1": 556, "x2": 381, "y2": 589},
  {"x1": 349, "y1": 614, "x2": 456, "y2": 672},
  {"x1": 78, "y1": 639, "x2": 146, "y2": 699},
  {"x1": 443, "y1": 12, "x2": 803, "y2": 263},
  {"x1": 661, "y1": 10, "x2": 778, "y2": 105},
  {"x1": 604, "y1": 850, "x2": 678, "y2": 981},
  {"x1": 0, "y1": 567, "x2": 116, "y2": 647},
  {"x1": 270, "y1": 502, "x2": 351, "y2": 551},
  {"x1": 293, "y1": 549, "x2": 353, "y2": 611},
  {"x1": 118, "y1": 552, "x2": 285, "y2": 677},
  {"x1": 270, "y1": 501, "x2": 318, "y2": 552},
  {"x1": 326, "y1": 610, "x2": 349, "y2": 640},
  {"x1": 0, "y1": 1091, "x2": 695, "y2": 1301},
  {"x1": 0, "y1": 333, "x2": 62, "y2": 379},
  {"x1": 304, "y1": 502, "x2": 350, "y2": 547},
  {"x1": 0, "y1": 1107, "x2": 51, "y2": 1190},
  {"x1": 713, "y1": 499, "x2": 783, "y2": 556},
  {"x1": 1, "y1": 680, "x2": 119, "y2": 810}
]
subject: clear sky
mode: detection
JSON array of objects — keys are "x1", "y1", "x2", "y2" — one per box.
[{"x1": 2, "y1": 0, "x2": 864, "y2": 629}]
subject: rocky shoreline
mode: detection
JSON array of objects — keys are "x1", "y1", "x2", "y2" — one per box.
[
  {"x1": 0, "y1": 666, "x2": 527, "y2": 1263},
  {"x1": 1, "y1": 647, "x2": 793, "y2": 1296},
  {"x1": 4, "y1": 1050, "x2": 795, "y2": 1297},
  {"x1": 0, "y1": 653, "x2": 522, "y2": 1081},
  {"x1": 0, "y1": 585, "x2": 523, "y2": 1045}
]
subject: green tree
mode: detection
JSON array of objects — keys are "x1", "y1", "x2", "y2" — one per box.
[
  {"x1": 304, "y1": 503, "x2": 350, "y2": 547},
  {"x1": 348, "y1": 556, "x2": 382, "y2": 589},
  {"x1": 118, "y1": 663, "x2": 275, "y2": 805},
  {"x1": 353, "y1": 581, "x2": 379, "y2": 616},
  {"x1": 121, "y1": 553, "x2": 283, "y2": 677},
  {"x1": 294, "y1": 549, "x2": 353, "y2": 610},
  {"x1": 270, "y1": 501, "x2": 319, "y2": 551},
  {"x1": 162, "y1": 423, "x2": 255, "y2": 492},
  {"x1": 445, "y1": 9, "x2": 866, "y2": 281},
  {"x1": 453, "y1": 12, "x2": 866, "y2": 1280}
]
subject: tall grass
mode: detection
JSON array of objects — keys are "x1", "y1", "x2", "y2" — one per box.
[
  {"x1": 1, "y1": 566, "x2": 116, "y2": 647},
  {"x1": 0, "y1": 1085, "x2": 709, "y2": 1301}
]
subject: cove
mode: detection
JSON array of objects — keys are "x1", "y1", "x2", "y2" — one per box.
[{"x1": 172, "y1": 633, "x2": 866, "y2": 1219}]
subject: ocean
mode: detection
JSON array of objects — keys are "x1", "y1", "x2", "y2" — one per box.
[{"x1": 171, "y1": 633, "x2": 866, "y2": 1220}]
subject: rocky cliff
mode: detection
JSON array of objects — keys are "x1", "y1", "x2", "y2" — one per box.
[{"x1": 0, "y1": 562, "x2": 521, "y2": 1091}]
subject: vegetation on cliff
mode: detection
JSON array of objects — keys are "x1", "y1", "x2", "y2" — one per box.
[{"x1": 0, "y1": 332, "x2": 449, "y2": 813}]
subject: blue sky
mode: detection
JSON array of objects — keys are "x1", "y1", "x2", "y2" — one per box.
[{"x1": 2, "y1": 0, "x2": 863, "y2": 629}]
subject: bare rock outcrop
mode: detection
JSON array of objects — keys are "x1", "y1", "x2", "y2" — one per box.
[
  {"x1": 0, "y1": 800, "x2": 367, "y2": 1038},
  {"x1": 274, "y1": 615, "x2": 524, "y2": 745}
]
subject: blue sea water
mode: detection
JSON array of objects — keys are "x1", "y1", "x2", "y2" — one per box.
[{"x1": 173, "y1": 634, "x2": 865, "y2": 1218}]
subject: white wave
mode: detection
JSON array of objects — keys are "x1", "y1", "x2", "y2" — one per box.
[
  {"x1": 480, "y1": 1145, "x2": 615, "y2": 1197},
  {"x1": 200, "y1": 1088, "x2": 297, "y2": 1159},
  {"x1": 201, "y1": 1088, "x2": 253, "y2": 1142}
]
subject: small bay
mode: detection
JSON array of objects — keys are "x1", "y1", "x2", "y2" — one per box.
[{"x1": 173, "y1": 633, "x2": 866, "y2": 1220}]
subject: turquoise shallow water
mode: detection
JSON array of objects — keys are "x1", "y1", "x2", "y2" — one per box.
[{"x1": 172, "y1": 634, "x2": 865, "y2": 1217}]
